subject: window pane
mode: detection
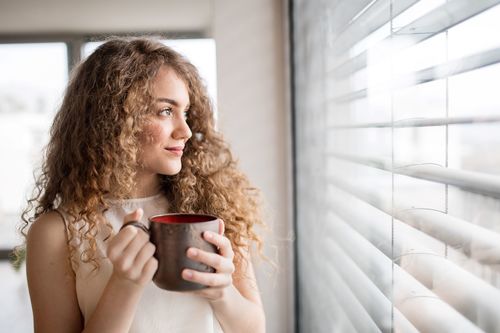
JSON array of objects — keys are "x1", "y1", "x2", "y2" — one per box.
[
  {"x1": 0, "y1": 263, "x2": 32, "y2": 332},
  {"x1": 0, "y1": 43, "x2": 68, "y2": 248}
]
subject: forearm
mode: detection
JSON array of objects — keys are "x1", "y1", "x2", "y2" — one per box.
[
  {"x1": 82, "y1": 275, "x2": 143, "y2": 333},
  {"x1": 210, "y1": 285, "x2": 266, "y2": 333}
]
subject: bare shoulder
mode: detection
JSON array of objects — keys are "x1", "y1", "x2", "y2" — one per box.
[
  {"x1": 26, "y1": 211, "x2": 83, "y2": 332},
  {"x1": 27, "y1": 210, "x2": 71, "y2": 272},
  {"x1": 27, "y1": 211, "x2": 67, "y2": 246}
]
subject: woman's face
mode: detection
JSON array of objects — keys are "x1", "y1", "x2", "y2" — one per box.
[{"x1": 138, "y1": 65, "x2": 192, "y2": 176}]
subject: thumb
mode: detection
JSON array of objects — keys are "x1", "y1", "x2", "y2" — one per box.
[
  {"x1": 218, "y1": 219, "x2": 225, "y2": 235},
  {"x1": 124, "y1": 208, "x2": 144, "y2": 223}
]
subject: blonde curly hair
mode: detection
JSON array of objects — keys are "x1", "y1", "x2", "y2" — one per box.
[{"x1": 20, "y1": 37, "x2": 264, "y2": 271}]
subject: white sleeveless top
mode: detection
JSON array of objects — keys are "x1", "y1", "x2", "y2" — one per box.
[{"x1": 62, "y1": 193, "x2": 223, "y2": 333}]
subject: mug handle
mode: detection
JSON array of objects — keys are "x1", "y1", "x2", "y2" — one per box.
[{"x1": 120, "y1": 221, "x2": 150, "y2": 234}]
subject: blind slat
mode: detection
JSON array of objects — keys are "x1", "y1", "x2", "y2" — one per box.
[
  {"x1": 327, "y1": 0, "x2": 378, "y2": 40},
  {"x1": 330, "y1": 46, "x2": 500, "y2": 104},
  {"x1": 326, "y1": 239, "x2": 421, "y2": 333},
  {"x1": 331, "y1": 0, "x2": 500, "y2": 77},
  {"x1": 300, "y1": 258, "x2": 359, "y2": 333},
  {"x1": 325, "y1": 240, "x2": 394, "y2": 331},
  {"x1": 329, "y1": 115, "x2": 500, "y2": 129},
  {"x1": 328, "y1": 153, "x2": 500, "y2": 199},
  {"x1": 327, "y1": 175, "x2": 500, "y2": 265},
  {"x1": 329, "y1": 0, "x2": 418, "y2": 57},
  {"x1": 323, "y1": 264, "x2": 383, "y2": 333}
]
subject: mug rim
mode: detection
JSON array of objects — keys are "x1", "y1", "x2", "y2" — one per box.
[{"x1": 148, "y1": 213, "x2": 219, "y2": 224}]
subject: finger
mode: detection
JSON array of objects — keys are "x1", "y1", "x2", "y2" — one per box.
[
  {"x1": 107, "y1": 227, "x2": 138, "y2": 261},
  {"x1": 121, "y1": 221, "x2": 149, "y2": 234},
  {"x1": 186, "y1": 248, "x2": 234, "y2": 273},
  {"x1": 123, "y1": 208, "x2": 144, "y2": 224},
  {"x1": 141, "y1": 257, "x2": 158, "y2": 281},
  {"x1": 218, "y1": 219, "x2": 225, "y2": 235},
  {"x1": 134, "y1": 242, "x2": 156, "y2": 269},
  {"x1": 182, "y1": 269, "x2": 232, "y2": 288},
  {"x1": 190, "y1": 288, "x2": 225, "y2": 301},
  {"x1": 203, "y1": 231, "x2": 234, "y2": 259},
  {"x1": 119, "y1": 230, "x2": 150, "y2": 268}
]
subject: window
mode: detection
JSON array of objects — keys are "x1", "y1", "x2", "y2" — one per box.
[
  {"x1": 292, "y1": 0, "x2": 500, "y2": 331},
  {"x1": 0, "y1": 42, "x2": 68, "y2": 251},
  {"x1": 0, "y1": 41, "x2": 68, "y2": 332}
]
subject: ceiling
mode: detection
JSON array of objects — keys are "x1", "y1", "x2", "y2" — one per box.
[{"x1": 0, "y1": 0, "x2": 212, "y2": 36}]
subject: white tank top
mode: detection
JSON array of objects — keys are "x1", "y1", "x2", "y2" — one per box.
[{"x1": 61, "y1": 193, "x2": 223, "y2": 333}]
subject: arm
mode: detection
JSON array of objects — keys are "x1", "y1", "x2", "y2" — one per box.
[
  {"x1": 27, "y1": 209, "x2": 157, "y2": 333},
  {"x1": 26, "y1": 211, "x2": 83, "y2": 333},
  {"x1": 181, "y1": 222, "x2": 266, "y2": 333},
  {"x1": 209, "y1": 249, "x2": 266, "y2": 333}
]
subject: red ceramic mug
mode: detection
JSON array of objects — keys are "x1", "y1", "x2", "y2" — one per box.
[{"x1": 121, "y1": 213, "x2": 220, "y2": 291}]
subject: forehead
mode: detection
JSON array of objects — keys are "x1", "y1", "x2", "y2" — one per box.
[{"x1": 152, "y1": 66, "x2": 190, "y2": 104}]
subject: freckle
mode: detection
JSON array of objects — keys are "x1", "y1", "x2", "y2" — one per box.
[{"x1": 141, "y1": 123, "x2": 162, "y2": 143}]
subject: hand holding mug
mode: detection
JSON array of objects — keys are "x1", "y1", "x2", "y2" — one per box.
[
  {"x1": 121, "y1": 212, "x2": 221, "y2": 291},
  {"x1": 107, "y1": 208, "x2": 158, "y2": 288},
  {"x1": 182, "y1": 220, "x2": 236, "y2": 301}
]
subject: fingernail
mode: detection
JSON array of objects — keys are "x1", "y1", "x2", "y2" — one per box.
[
  {"x1": 188, "y1": 248, "x2": 198, "y2": 257},
  {"x1": 205, "y1": 231, "x2": 213, "y2": 239},
  {"x1": 184, "y1": 270, "x2": 193, "y2": 278}
]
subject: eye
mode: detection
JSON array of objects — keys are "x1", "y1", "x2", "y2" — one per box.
[
  {"x1": 159, "y1": 107, "x2": 173, "y2": 117},
  {"x1": 183, "y1": 110, "x2": 189, "y2": 120}
]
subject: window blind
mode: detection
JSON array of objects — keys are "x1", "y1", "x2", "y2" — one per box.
[{"x1": 292, "y1": 0, "x2": 500, "y2": 332}]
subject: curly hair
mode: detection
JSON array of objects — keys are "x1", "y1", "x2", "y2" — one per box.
[{"x1": 20, "y1": 37, "x2": 265, "y2": 271}]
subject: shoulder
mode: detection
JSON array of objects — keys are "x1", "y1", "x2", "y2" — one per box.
[
  {"x1": 26, "y1": 210, "x2": 71, "y2": 274},
  {"x1": 27, "y1": 210, "x2": 68, "y2": 247}
]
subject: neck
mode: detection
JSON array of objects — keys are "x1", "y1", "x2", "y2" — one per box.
[{"x1": 132, "y1": 172, "x2": 161, "y2": 198}]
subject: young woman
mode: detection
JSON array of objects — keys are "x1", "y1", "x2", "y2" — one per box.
[{"x1": 22, "y1": 37, "x2": 266, "y2": 333}]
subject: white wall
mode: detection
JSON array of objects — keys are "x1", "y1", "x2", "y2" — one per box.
[
  {"x1": 0, "y1": 0, "x2": 294, "y2": 332},
  {"x1": 212, "y1": 1, "x2": 294, "y2": 332}
]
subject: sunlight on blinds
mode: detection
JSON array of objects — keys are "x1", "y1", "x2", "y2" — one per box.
[{"x1": 293, "y1": 0, "x2": 500, "y2": 332}]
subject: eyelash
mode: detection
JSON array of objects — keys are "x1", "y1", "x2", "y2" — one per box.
[
  {"x1": 158, "y1": 107, "x2": 189, "y2": 120},
  {"x1": 159, "y1": 107, "x2": 173, "y2": 116}
]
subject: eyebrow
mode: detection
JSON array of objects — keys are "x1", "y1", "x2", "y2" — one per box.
[{"x1": 156, "y1": 97, "x2": 190, "y2": 109}]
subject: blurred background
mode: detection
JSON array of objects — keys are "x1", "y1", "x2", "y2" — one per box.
[{"x1": 2, "y1": 0, "x2": 500, "y2": 332}]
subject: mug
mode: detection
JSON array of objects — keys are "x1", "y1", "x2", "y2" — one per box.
[{"x1": 121, "y1": 213, "x2": 220, "y2": 291}]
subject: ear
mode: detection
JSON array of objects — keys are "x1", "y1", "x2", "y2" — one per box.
[{"x1": 218, "y1": 219, "x2": 225, "y2": 235}]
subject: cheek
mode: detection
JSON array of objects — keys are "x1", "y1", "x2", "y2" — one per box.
[{"x1": 141, "y1": 123, "x2": 165, "y2": 145}]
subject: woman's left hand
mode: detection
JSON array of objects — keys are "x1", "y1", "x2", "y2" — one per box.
[{"x1": 182, "y1": 220, "x2": 235, "y2": 301}]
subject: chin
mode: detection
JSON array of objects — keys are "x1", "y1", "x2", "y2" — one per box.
[{"x1": 162, "y1": 164, "x2": 182, "y2": 176}]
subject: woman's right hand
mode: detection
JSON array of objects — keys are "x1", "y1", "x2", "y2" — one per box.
[{"x1": 106, "y1": 208, "x2": 158, "y2": 288}]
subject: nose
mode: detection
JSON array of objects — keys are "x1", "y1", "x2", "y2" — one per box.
[{"x1": 172, "y1": 116, "x2": 192, "y2": 141}]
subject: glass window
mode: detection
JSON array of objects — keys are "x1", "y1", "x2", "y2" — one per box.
[
  {"x1": 0, "y1": 42, "x2": 68, "y2": 249},
  {"x1": 0, "y1": 42, "x2": 67, "y2": 333}
]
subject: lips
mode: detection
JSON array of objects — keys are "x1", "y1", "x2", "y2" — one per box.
[{"x1": 165, "y1": 146, "x2": 184, "y2": 156}]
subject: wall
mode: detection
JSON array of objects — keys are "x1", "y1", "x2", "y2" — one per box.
[{"x1": 212, "y1": 1, "x2": 294, "y2": 332}]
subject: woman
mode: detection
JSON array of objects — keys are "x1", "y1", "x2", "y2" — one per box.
[{"x1": 22, "y1": 37, "x2": 266, "y2": 332}]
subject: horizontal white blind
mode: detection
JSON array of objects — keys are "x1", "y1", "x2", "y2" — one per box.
[{"x1": 293, "y1": 0, "x2": 500, "y2": 332}]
